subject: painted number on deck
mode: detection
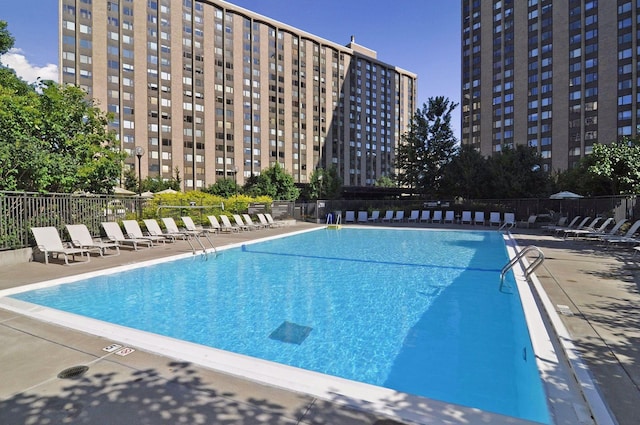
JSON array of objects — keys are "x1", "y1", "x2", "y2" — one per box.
[{"x1": 102, "y1": 344, "x2": 122, "y2": 353}]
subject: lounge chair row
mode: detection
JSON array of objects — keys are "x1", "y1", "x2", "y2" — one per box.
[
  {"x1": 342, "y1": 210, "x2": 515, "y2": 226},
  {"x1": 30, "y1": 213, "x2": 285, "y2": 265},
  {"x1": 544, "y1": 216, "x2": 640, "y2": 246}
]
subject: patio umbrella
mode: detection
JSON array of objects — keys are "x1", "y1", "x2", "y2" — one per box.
[
  {"x1": 156, "y1": 188, "x2": 178, "y2": 194},
  {"x1": 139, "y1": 191, "x2": 155, "y2": 198},
  {"x1": 549, "y1": 191, "x2": 583, "y2": 199},
  {"x1": 113, "y1": 187, "x2": 136, "y2": 196}
]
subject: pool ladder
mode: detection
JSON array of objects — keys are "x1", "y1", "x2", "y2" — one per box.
[
  {"x1": 186, "y1": 231, "x2": 217, "y2": 259},
  {"x1": 498, "y1": 221, "x2": 515, "y2": 231},
  {"x1": 326, "y1": 212, "x2": 342, "y2": 229},
  {"x1": 500, "y1": 245, "x2": 544, "y2": 291}
]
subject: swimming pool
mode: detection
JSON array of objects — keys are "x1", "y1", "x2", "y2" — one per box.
[{"x1": 7, "y1": 228, "x2": 550, "y2": 423}]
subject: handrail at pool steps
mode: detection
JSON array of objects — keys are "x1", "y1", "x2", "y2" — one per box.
[
  {"x1": 498, "y1": 221, "x2": 515, "y2": 231},
  {"x1": 500, "y1": 245, "x2": 545, "y2": 292},
  {"x1": 326, "y1": 212, "x2": 342, "y2": 229}
]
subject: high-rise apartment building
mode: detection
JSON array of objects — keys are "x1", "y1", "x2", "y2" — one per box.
[
  {"x1": 59, "y1": 0, "x2": 416, "y2": 190},
  {"x1": 461, "y1": 0, "x2": 637, "y2": 172}
]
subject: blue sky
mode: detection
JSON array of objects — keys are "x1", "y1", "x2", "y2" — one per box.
[{"x1": 1, "y1": 0, "x2": 461, "y2": 135}]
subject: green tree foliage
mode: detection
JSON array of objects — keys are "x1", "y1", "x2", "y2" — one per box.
[
  {"x1": 587, "y1": 140, "x2": 640, "y2": 194},
  {"x1": 395, "y1": 97, "x2": 458, "y2": 196},
  {"x1": 305, "y1": 166, "x2": 343, "y2": 199},
  {"x1": 374, "y1": 175, "x2": 396, "y2": 188},
  {"x1": 553, "y1": 139, "x2": 640, "y2": 196},
  {"x1": 243, "y1": 163, "x2": 300, "y2": 200},
  {"x1": 124, "y1": 167, "x2": 182, "y2": 193},
  {"x1": 440, "y1": 144, "x2": 551, "y2": 199},
  {"x1": 553, "y1": 155, "x2": 608, "y2": 196},
  {"x1": 0, "y1": 69, "x2": 123, "y2": 193},
  {"x1": 0, "y1": 20, "x2": 15, "y2": 56},
  {"x1": 485, "y1": 145, "x2": 551, "y2": 198},
  {"x1": 203, "y1": 177, "x2": 240, "y2": 198},
  {"x1": 439, "y1": 144, "x2": 490, "y2": 199}
]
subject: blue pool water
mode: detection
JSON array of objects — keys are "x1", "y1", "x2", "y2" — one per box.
[{"x1": 11, "y1": 228, "x2": 550, "y2": 423}]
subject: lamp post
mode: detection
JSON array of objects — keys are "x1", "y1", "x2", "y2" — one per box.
[
  {"x1": 135, "y1": 146, "x2": 145, "y2": 220},
  {"x1": 135, "y1": 146, "x2": 145, "y2": 195},
  {"x1": 234, "y1": 166, "x2": 239, "y2": 213}
]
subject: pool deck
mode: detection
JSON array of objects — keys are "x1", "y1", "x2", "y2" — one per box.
[{"x1": 1, "y1": 221, "x2": 639, "y2": 425}]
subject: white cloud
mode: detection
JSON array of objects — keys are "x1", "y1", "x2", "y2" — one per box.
[{"x1": 1, "y1": 48, "x2": 58, "y2": 84}]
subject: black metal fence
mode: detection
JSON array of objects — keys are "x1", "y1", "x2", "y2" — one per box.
[
  {"x1": 1, "y1": 191, "x2": 295, "y2": 251},
  {"x1": 300, "y1": 195, "x2": 639, "y2": 225},
  {"x1": 0, "y1": 192, "x2": 143, "y2": 250}
]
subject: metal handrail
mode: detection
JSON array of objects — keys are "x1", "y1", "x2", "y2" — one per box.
[
  {"x1": 498, "y1": 221, "x2": 516, "y2": 231},
  {"x1": 326, "y1": 213, "x2": 341, "y2": 225},
  {"x1": 500, "y1": 245, "x2": 545, "y2": 291}
]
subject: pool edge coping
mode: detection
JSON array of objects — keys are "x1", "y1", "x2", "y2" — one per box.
[{"x1": 505, "y1": 233, "x2": 616, "y2": 425}]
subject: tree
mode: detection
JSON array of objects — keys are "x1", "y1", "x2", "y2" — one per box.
[
  {"x1": 306, "y1": 166, "x2": 342, "y2": 199},
  {"x1": 395, "y1": 97, "x2": 458, "y2": 196},
  {"x1": 485, "y1": 145, "x2": 551, "y2": 198},
  {"x1": 552, "y1": 139, "x2": 640, "y2": 196},
  {"x1": 0, "y1": 20, "x2": 15, "y2": 57},
  {"x1": 374, "y1": 175, "x2": 396, "y2": 188},
  {"x1": 0, "y1": 70, "x2": 124, "y2": 193},
  {"x1": 587, "y1": 139, "x2": 640, "y2": 195},
  {"x1": 243, "y1": 163, "x2": 300, "y2": 200},
  {"x1": 439, "y1": 144, "x2": 491, "y2": 199},
  {"x1": 203, "y1": 177, "x2": 240, "y2": 198},
  {"x1": 552, "y1": 155, "x2": 608, "y2": 197}
]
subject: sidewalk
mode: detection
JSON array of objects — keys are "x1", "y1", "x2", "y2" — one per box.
[{"x1": 1, "y1": 222, "x2": 638, "y2": 424}]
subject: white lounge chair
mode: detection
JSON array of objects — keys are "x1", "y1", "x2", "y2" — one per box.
[
  {"x1": 66, "y1": 224, "x2": 120, "y2": 256},
  {"x1": 206, "y1": 215, "x2": 230, "y2": 232},
  {"x1": 602, "y1": 219, "x2": 640, "y2": 244},
  {"x1": 460, "y1": 211, "x2": 472, "y2": 224},
  {"x1": 566, "y1": 217, "x2": 612, "y2": 238},
  {"x1": 178, "y1": 216, "x2": 212, "y2": 236},
  {"x1": 407, "y1": 210, "x2": 420, "y2": 223},
  {"x1": 160, "y1": 217, "x2": 193, "y2": 239},
  {"x1": 123, "y1": 220, "x2": 165, "y2": 245},
  {"x1": 545, "y1": 216, "x2": 580, "y2": 233},
  {"x1": 541, "y1": 216, "x2": 567, "y2": 230},
  {"x1": 243, "y1": 214, "x2": 265, "y2": 230},
  {"x1": 368, "y1": 211, "x2": 380, "y2": 222},
  {"x1": 220, "y1": 215, "x2": 241, "y2": 232},
  {"x1": 265, "y1": 213, "x2": 285, "y2": 228},
  {"x1": 102, "y1": 222, "x2": 153, "y2": 250},
  {"x1": 474, "y1": 211, "x2": 485, "y2": 225},
  {"x1": 357, "y1": 211, "x2": 369, "y2": 223},
  {"x1": 31, "y1": 226, "x2": 91, "y2": 265},
  {"x1": 503, "y1": 213, "x2": 516, "y2": 227},
  {"x1": 344, "y1": 211, "x2": 356, "y2": 223},
  {"x1": 562, "y1": 217, "x2": 601, "y2": 238},
  {"x1": 520, "y1": 215, "x2": 537, "y2": 228},
  {"x1": 554, "y1": 217, "x2": 590, "y2": 236},
  {"x1": 232, "y1": 214, "x2": 252, "y2": 231},
  {"x1": 432, "y1": 210, "x2": 443, "y2": 223},
  {"x1": 381, "y1": 210, "x2": 394, "y2": 222},
  {"x1": 585, "y1": 219, "x2": 627, "y2": 240},
  {"x1": 392, "y1": 210, "x2": 405, "y2": 223},
  {"x1": 444, "y1": 210, "x2": 455, "y2": 224},
  {"x1": 489, "y1": 212, "x2": 501, "y2": 226},
  {"x1": 143, "y1": 219, "x2": 182, "y2": 242},
  {"x1": 419, "y1": 210, "x2": 431, "y2": 223},
  {"x1": 256, "y1": 213, "x2": 273, "y2": 229}
]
